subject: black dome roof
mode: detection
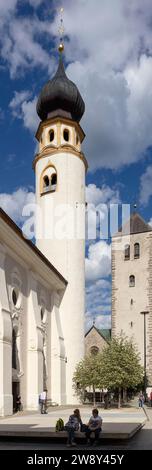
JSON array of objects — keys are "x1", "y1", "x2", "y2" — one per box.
[{"x1": 37, "y1": 57, "x2": 85, "y2": 122}]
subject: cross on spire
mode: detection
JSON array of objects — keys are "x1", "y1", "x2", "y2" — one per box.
[{"x1": 58, "y1": 7, "x2": 65, "y2": 53}]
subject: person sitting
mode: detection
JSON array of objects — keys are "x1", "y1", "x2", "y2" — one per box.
[
  {"x1": 85, "y1": 408, "x2": 102, "y2": 446},
  {"x1": 65, "y1": 409, "x2": 82, "y2": 447}
]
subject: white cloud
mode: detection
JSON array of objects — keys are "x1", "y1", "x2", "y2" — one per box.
[
  {"x1": 0, "y1": 7, "x2": 55, "y2": 78},
  {"x1": 85, "y1": 279, "x2": 111, "y2": 331},
  {"x1": 139, "y1": 165, "x2": 152, "y2": 206},
  {"x1": 10, "y1": 91, "x2": 31, "y2": 114},
  {"x1": 0, "y1": 0, "x2": 17, "y2": 15},
  {"x1": 86, "y1": 184, "x2": 120, "y2": 206},
  {"x1": 1, "y1": 1, "x2": 152, "y2": 170},
  {"x1": 86, "y1": 183, "x2": 120, "y2": 242},
  {"x1": 9, "y1": 91, "x2": 39, "y2": 132},
  {"x1": 85, "y1": 313, "x2": 111, "y2": 333},
  {"x1": 85, "y1": 241, "x2": 111, "y2": 283},
  {"x1": 49, "y1": 0, "x2": 152, "y2": 170},
  {"x1": 0, "y1": 188, "x2": 35, "y2": 224}
]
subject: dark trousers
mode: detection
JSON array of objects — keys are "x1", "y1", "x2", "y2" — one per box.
[
  {"x1": 66, "y1": 427, "x2": 75, "y2": 443},
  {"x1": 41, "y1": 400, "x2": 46, "y2": 413},
  {"x1": 85, "y1": 427, "x2": 101, "y2": 442}
]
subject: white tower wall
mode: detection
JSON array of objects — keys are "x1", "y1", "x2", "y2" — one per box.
[{"x1": 35, "y1": 120, "x2": 86, "y2": 404}]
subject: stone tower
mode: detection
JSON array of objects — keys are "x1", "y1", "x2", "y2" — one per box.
[
  {"x1": 112, "y1": 212, "x2": 152, "y2": 387},
  {"x1": 34, "y1": 51, "x2": 87, "y2": 404}
]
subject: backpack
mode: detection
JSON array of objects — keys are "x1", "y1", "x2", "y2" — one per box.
[{"x1": 55, "y1": 418, "x2": 64, "y2": 432}]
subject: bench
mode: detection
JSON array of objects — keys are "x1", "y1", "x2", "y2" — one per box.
[{"x1": 54, "y1": 430, "x2": 102, "y2": 441}]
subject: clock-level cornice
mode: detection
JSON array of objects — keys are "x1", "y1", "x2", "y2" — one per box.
[
  {"x1": 36, "y1": 116, "x2": 85, "y2": 143},
  {"x1": 33, "y1": 145, "x2": 88, "y2": 172}
]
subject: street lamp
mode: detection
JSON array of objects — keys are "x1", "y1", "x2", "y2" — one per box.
[{"x1": 140, "y1": 311, "x2": 149, "y2": 397}]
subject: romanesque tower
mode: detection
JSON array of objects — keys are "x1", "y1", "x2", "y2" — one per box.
[
  {"x1": 112, "y1": 212, "x2": 152, "y2": 388},
  {"x1": 33, "y1": 45, "x2": 87, "y2": 404}
]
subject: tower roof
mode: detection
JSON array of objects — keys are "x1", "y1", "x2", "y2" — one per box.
[
  {"x1": 36, "y1": 55, "x2": 85, "y2": 123},
  {"x1": 117, "y1": 212, "x2": 152, "y2": 236}
]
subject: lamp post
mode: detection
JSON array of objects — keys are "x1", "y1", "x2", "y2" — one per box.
[{"x1": 140, "y1": 311, "x2": 149, "y2": 397}]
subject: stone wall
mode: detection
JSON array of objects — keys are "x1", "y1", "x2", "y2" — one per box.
[
  {"x1": 85, "y1": 327, "x2": 108, "y2": 356},
  {"x1": 112, "y1": 232, "x2": 152, "y2": 385}
]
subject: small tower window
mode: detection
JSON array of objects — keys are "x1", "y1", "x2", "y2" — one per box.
[
  {"x1": 43, "y1": 175, "x2": 49, "y2": 188},
  {"x1": 134, "y1": 243, "x2": 140, "y2": 259},
  {"x1": 124, "y1": 244, "x2": 130, "y2": 260},
  {"x1": 49, "y1": 129, "x2": 54, "y2": 142},
  {"x1": 76, "y1": 134, "x2": 79, "y2": 145},
  {"x1": 51, "y1": 173, "x2": 57, "y2": 187},
  {"x1": 41, "y1": 166, "x2": 57, "y2": 195},
  {"x1": 131, "y1": 298, "x2": 134, "y2": 305},
  {"x1": 63, "y1": 129, "x2": 69, "y2": 142},
  {"x1": 129, "y1": 275, "x2": 135, "y2": 287}
]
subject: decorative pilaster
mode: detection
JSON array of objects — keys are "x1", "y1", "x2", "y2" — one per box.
[
  {"x1": 26, "y1": 271, "x2": 43, "y2": 410},
  {"x1": 51, "y1": 292, "x2": 67, "y2": 405},
  {"x1": 0, "y1": 245, "x2": 12, "y2": 416}
]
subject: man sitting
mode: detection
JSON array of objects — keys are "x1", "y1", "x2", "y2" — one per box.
[{"x1": 85, "y1": 408, "x2": 102, "y2": 445}]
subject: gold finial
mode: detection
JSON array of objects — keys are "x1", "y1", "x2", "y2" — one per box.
[{"x1": 58, "y1": 7, "x2": 65, "y2": 53}]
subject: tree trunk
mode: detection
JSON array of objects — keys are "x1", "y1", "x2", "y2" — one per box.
[
  {"x1": 123, "y1": 388, "x2": 126, "y2": 402},
  {"x1": 118, "y1": 388, "x2": 121, "y2": 408},
  {"x1": 93, "y1": 386, "x2": 96, "y2": 406}
]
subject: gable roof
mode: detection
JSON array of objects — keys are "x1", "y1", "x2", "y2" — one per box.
[
  {"x1": 114, "y1": 212, "x2": 152, "y2": 237},
  {"x1": 0, "y1": 208, "x2": 67, "y2": 286},
  {"x1": 97, "y1": 328, "x2": 111, "y2": 341},
  {"x1": 85, "y1": 324, "x2": 111, "y2": 343}
]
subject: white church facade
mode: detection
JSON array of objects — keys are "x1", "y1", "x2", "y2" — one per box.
[{"x1": 0, "y1": 49, "x2": 87, "y2": 416}]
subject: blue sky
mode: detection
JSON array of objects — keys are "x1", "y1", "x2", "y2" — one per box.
[{"x1": 1, "y1": 0, "x2": 152, "y2": 330}]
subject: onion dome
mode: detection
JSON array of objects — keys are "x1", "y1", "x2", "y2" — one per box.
[{"x1": 36, "y1": 55, "x2": 85, "y2": 123}]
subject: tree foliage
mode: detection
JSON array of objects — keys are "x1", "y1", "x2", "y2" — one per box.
[
  {"x1": 98, "y1": 335, "x2": 143, "y2": 390},
  {"x1": 73, "y1": 354, "x2": 102, "y2": 403},
  {"x1": 73, "y1": 335, "x2": 143, "y2": 405}
]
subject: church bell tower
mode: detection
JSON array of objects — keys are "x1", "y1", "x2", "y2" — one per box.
[{"x1": 34, "y1": 40, "x2": 87, "y2": 403}]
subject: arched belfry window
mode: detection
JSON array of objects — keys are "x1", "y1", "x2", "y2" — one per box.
[
  {"x1": 134, "y1": 243, "x2": 140, "y2": 259},
  {"x1": 124, "y1": 244, "x2": 130, "y2": 260},
  {"x1": 51, "y1": 173, "x2": 57, "y2": 187},
  {"x1": 43, "y1": 175, "x2": 49, "y2": 188},
  {"x1": 63, "y1": 129, "x2": 69, "y2": 142},
  {"x1": 129, "y1": 275, "x2": 135, "y2": 287},
  {"x1": 49, "y1": 129, "x2": 54, "y2": 142},
  {"x1": 41, "y1": 166, "x2": 57, "y2": 194}
]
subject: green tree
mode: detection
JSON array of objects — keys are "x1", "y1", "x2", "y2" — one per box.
[
  {"x1": 73, "y1": 354, "x2": 103, "y2": 406},
  {"x1": 98, "y1": 335, "x2": 144, "y2": 407}
]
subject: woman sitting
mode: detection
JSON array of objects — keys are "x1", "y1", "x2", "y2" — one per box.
[
  {"x1": 85, "y1": 408, "x2": 102, "y2": 445},
  {"x1": 65, "y1": 409, "x2": 82, "y2": 447}
]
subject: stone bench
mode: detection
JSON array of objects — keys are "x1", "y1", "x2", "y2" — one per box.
[{"x1": 0, "y1": 423, "x2": 143, "y2": 440}]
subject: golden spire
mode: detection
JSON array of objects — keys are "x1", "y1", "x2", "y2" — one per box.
[{"x1": 58, "y1": 7, "x2": 65, "y2": 53}]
